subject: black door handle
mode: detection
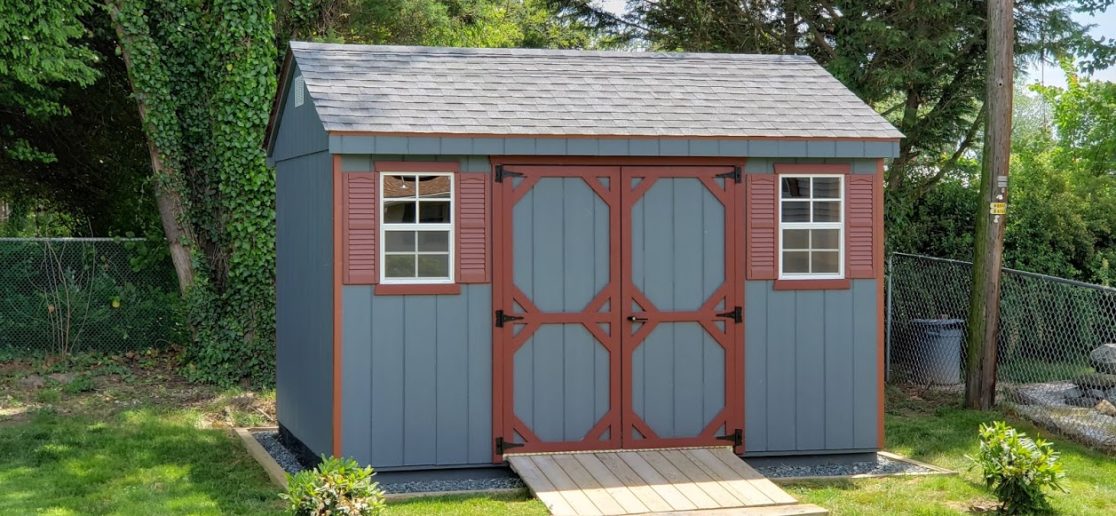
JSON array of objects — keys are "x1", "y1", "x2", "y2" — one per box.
[{"x1": 627, "y1": 315, "x2": 648, "y2": 323}]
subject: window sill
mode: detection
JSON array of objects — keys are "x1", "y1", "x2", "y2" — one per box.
[
  {"x1": 773, "y1": 279, "x2": 850, "y2": 291},
  {"x1": 375, "y1": 283, "x2": 461, "y2": 296}
]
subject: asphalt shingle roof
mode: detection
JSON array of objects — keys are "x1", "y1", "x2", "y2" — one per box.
[{"x1": 289, "y1": 41, "x2": 902, "y2": 140}]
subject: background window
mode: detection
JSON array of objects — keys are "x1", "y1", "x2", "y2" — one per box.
[
  {"x1": 381, "y1": 173, "x2": 453, "y2": 283},
  {"x1": 780, "y1": 175, "x2": 843, "y2": 278}
]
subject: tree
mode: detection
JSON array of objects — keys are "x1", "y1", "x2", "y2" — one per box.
[{"x1": 109, "y1": 0, "x2": 278, "y2": 384}]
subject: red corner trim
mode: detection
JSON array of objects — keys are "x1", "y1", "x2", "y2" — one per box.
[{"x1": 773, "y1": 163, "x2": 852, "y2": 174}]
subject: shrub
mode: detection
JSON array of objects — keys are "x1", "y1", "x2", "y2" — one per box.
[
  {"x1": 280, "y1": 456, "x2": 385, "y2": 516},
  {"x1": 968, "y1": 421, "x2": 1066, "y2": 514}
]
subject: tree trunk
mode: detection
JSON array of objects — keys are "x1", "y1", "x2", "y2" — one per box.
[
  {"x1": 107, "y1": 1, "x2": 196, "y2": 294},
  {"x1": 964, "y1": 0, "x2": 1014, "y2": 410}
]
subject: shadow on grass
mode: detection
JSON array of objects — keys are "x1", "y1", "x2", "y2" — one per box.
[{"x1": 0, "y1": 408, "x2": 281, "y2": 515}]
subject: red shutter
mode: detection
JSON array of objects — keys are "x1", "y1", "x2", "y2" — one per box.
[
  {"x1": 746, "y1": 174, "x2": 778, "y2": 280},
  {"x1": 457, "y1": 172, "x2": 490, "y2": 283},
  {"x1": 846, "y1": 175, "x2": 879, "y2": 279},
  {"x1": 343, "y1": 172, "x2": 377, "y2": 284}
]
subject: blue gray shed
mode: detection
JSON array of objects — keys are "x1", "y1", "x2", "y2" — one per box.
[{"x1": 266, "y1": 42, "x2": 901, "y2": 471}]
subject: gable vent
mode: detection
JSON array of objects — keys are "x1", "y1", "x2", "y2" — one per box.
[{"x1": 293, "y1": 75, "x2": 305, "y2": 107}]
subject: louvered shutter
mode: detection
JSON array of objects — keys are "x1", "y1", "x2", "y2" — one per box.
[
  {"x1": 746, "y1": 174, "x2": 778, "y2": 280},
  {"x1": 845, "y1": 175, "x2": 879, "y2": 279},
  {"x1": 457, "y1": 173, "x2": 490, "y2": 283},
  {"x1": 343, "y1": 173, "x2": 377, "y2": 284}
]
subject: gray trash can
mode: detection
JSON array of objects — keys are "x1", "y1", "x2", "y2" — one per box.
[{"x1": 910, "y1": 319, "x2": 965, "y2": 385}]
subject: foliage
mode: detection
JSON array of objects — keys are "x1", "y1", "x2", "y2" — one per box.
[
  {"x1": 282, "y1": 456, "x2": 385, "y2": 516},
  {"x1": 967, "y1": 421, "x2": 1066, "y2": 514},
  {"x1": 109, "y1": 0, "x2": 278, "y2": 385}
]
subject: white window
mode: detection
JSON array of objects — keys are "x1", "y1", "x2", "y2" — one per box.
[
  {"x1": 380, "y1": 172, "x2": 454, "y2": 284},
  {"x1": 779, "y1": 175, "x2": 843, "y2": 279}
]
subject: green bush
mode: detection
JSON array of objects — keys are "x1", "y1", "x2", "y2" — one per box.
[
  {"x1": 968, "y1": 421, "x2": 1066, "y2": 514},
  {"x1": 281, "y1": 456, "x2": 385, "y2": 516}
]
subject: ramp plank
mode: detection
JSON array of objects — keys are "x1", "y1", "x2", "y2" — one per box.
[{"x1": 509, "y1": 447, "x2": 814, "y2": 515}]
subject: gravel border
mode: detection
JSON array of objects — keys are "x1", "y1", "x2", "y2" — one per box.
[
  {"x1": 752, "y1": 453, "x2": 938, "y2": 479},
  {"x1": 252, "y1": 430, "x2": 524, "y2": 495}
]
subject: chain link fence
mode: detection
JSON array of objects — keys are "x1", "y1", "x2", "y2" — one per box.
[
  {"x1": 888, "y1": 252, "x2": 1116, "y2": 449},
  {"x1": 0, "y1": 238, "x2": 184, "y2": 356}
]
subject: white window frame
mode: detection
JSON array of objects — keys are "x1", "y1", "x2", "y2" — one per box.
[
  {"x1": 378, "y1": 171, "x2": 455, "y2": 285},
  {"x1": 778, "y1": 174, "x2": 844, "y2": 280}
]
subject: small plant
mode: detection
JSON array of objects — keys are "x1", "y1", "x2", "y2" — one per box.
[
  {"x1": 968, "y1": 421, "x2": 1066, "y2": 514},
  {"x1": 61, "y1": 374, "x2": 95, "y2": 394},
  {"x1": 280, "y1": 455, "x2": 385, "y2": 515}
]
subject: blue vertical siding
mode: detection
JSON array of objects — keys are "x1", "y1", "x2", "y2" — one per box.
[
  {"x1": 341, "y1": 285, "x2": 493, "y2": 469},
  {"x1": 275, "y1": 150, "x2": 334, "y2": 456},
  {"x1": 271, "y1": 63, "x2": 329, "y2": 162},
  {"x1": 743, "y1": 280, "x2": 880, "y2": 454}
]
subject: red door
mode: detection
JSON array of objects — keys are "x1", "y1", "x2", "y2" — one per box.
[{"x1": 493, "y1": 164, "x2": 742, "y2": 459}]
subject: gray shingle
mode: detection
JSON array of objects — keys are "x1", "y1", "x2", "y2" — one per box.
[{"x1": 289, "y1": 42, "x2": 902, "y2": 140}]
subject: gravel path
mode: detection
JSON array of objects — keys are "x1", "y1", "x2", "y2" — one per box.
[
  {"x1": 253, "y1": 431, "x2": 523, "y2": 494},
  {"x1": 751, "y1": 454, "x2": 935, "y2": 478}
]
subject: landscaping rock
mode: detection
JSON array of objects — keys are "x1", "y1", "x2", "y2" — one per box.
[
  {"x1": 1088, "y1": 388, "x2": 1107, "y2": 400},
  {"x1": 1107, "y1": 387, "x2": 1116, "y2": 399},
  {"x1": 1091, "y1": 344, "x2": 1116, "y2": 374},
  {"x1": 1096, "y1": 399, "x2": 1116, "y2": 417},
  {"x1": 1064, "y1": 387, "x2": 1084, "y2": 399},
  {"x1": 1066, "y1": 396, "x2": 1102, "y2": 408},
  {"x1": 18, "y1": 374, "x2": 45, "y2": 389},
  {"x1": 1073, "y1": 372, "x2": 1116, "y2": 390}
]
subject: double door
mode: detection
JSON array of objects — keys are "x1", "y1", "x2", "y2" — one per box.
[{"x1": 493, "y1": 165, "x2": 743, "y2": 457}]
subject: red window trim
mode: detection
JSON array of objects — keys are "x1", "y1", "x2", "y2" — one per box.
[
  {"x1": 375, "y1": 283, "x2": 462, "y2": 296},
  {"x1": 373, "y1": 161, "x2": 463, "y2": 294},
  {"x1": 773, "y1": 163, "x2": 851, "y2": 175},
  {"x1": 773, "y1": 279, "x2": 851, "y2": 291}
]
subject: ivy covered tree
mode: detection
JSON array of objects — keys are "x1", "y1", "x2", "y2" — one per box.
[{"x1": 108, "y1": 0, "x2": 277, "y2": 384}]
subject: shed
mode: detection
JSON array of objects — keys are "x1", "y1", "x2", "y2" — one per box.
[{"x1": 266, "y1": 42, "x2": 902, "y2": 471}]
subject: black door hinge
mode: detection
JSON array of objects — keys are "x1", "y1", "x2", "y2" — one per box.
[
  {"x1": 716, "y1": 166, "x2": 742, "y2": 184},
  {"x1": 495, "y1": 437, "x2": 524, "y2": 455},
  {"x1": 716, "y1": 306, "x2": 743, "y2": 324},
  {"x1": 494, "y1": 309, "x2": 524, "y2": 328},
  {"x1": 495, "y1": 165, "x2": 524, "y2": 183},
  {"x1": 716, "y1": 428, "x2": 743, "y2": 447}
]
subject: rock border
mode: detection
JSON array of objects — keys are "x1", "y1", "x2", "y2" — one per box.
[
  {"x1": 234, "y1": 426, "x2": 526, "y2": 501},
  {"x1": 766, "y1": 451, "x2": 955, "y2": 483}
]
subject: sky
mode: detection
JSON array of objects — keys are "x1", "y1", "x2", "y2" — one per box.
[{"x1": 591, "y1": 1, "x2": 1116, "y2": 86}]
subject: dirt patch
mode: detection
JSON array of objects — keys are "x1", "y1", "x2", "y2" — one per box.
[{"x1": 0, "y1": 348, "x2": 274, "y2": 427}]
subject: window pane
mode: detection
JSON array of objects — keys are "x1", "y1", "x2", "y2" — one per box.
[
  {"x1": 417, "y1": 231, "x2": 449, "y2": 252},
  {"x1": 385, "y1": 255, "x2": 416, "y2": 278},
  {"x1": 783, "y1": 229, "x2": 809, "y2": 249},
  {"x1": 419, "y1": 201, "x2": 451, "y2": 223},
  {"x1": 383, "y1": 175, "x2": 417, "y2": 199},
  {"x1": 418, "y1": 176, "x2": 452, "y2": 198},
  {"x1": 812, "y1": 251, "x2": 840, "y2": 273},
  {"x1": 383, "y1": 201, "x2": 415, "y2": 223},
  {"x1": 813, "y1": 178, "x2": 841, "y2": 199},
  {"x1": 385, "y1": 231, "x2": 416, "y2": 252},
  {"x1": 813, "y1": 201, "x2": 841, "y2": 222},
  {"x1": 812, "y1": 229, "x2": 840, "y2": 250},
  {"x1": 417, "y1": 254, "x2": 450, "y2": 278},
  {"x1": 781, "y1": 201, "x2": 810, "y2": 222},
  {"x1": 781, "y1": 177, "x2": 810, "y2": 199},
  {"x1": 784, "y1": 251, "x2": 809, "y2": 273}
]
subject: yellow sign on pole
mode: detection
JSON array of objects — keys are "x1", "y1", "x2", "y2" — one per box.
[{"x1": 990, "y1": 202, "x2": 1006, "y2": 215}]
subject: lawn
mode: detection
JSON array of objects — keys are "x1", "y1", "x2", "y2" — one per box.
[{"x1": 2, "y1": 352, "x2": 1115, "y2": 515}]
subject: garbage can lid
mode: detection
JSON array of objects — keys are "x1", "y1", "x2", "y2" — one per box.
[{"x1": 910, "y1": 318, "x2": 965, "y2": 327}]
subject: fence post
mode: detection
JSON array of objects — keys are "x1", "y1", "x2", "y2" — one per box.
[{"x1": 885, "y1": 253, "x2": 893, "y2": 382}]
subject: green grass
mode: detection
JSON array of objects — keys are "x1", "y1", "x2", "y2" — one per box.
[
  {"x1": 384, "y1": 493, "x2": 547, "y2": 515},
  {"x1": 785, "y1": 387, "x2": 1116, "y2": 515},
  {"x1": 0, "y1": 409, "x2": 284, "y2": 515},
  {"x1": 999, "y1": 357, "x2": 1094, "y2": 383}
]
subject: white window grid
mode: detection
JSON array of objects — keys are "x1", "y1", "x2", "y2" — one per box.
[
  {"x1": 778, "y1": 174, "x2": 844, "y2": 280},
  {"x1": 379, "y1": 172, "x2": 455, "y2": 284}
]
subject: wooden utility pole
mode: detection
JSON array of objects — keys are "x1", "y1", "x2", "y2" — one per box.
[{"x1": 964, "y1": 0, "x2": 1014, "y2": 410}]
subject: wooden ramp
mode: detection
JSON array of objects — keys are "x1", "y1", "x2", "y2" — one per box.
[{"x1": 507, "y1": 447, "x2": 827, "y2": 515}]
